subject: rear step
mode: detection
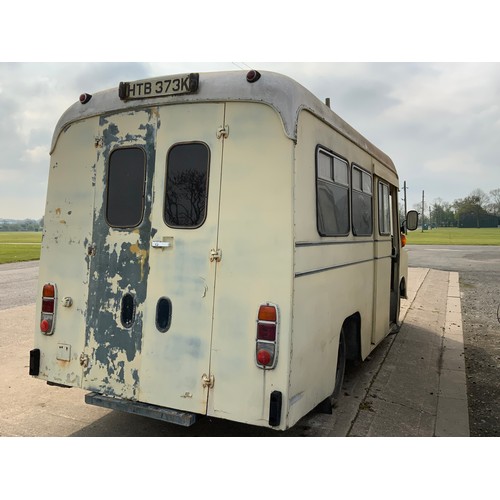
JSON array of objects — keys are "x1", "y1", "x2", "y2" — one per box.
[{"x1": 85, "y1": 392, "x2": 198, "y2": 427}]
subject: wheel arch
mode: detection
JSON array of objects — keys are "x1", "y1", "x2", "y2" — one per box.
[
  {"x1": 344, "y1": 312, "x2": 362, "y2": 363},
  {"x1": 400, "y1": 276, "x2": 407, "y2": 299}
]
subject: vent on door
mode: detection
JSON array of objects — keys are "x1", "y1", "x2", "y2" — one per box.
[
  {"x1": 121, "y1": 293, "x2": 136, "y2": 328},
  {"x1": 156, "y1": 297, "x2": 172, "y2": 332}
]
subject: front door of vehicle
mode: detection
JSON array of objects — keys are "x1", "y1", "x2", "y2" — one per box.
[
  {"x1": 372, "y1": 178, "x2": 392, "y2": 345},
  {"x1": 389, "y1": 184, "x2": 401, "y2": 325}
]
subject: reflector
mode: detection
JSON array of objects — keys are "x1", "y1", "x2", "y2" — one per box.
[{"x1": 257, "y1": 349, "x2": 272, "y2": 366}]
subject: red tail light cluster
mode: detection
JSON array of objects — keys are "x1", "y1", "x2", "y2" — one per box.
[
  {"x1": 256, "y1": 303, "x2": 279, "y2": 369},
  {"x1": 40, "y1": 283, "x2": 57, "y2": 335}
]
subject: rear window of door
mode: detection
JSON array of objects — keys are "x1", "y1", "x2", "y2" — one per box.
[
  {"x1": 164, "y1": 143, "x2": 210, "y2": 228},
  {"x1": 106, "y1": 147, "x2": 146, "y2": 228}
]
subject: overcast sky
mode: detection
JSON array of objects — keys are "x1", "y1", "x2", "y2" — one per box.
[{"x1": 1, "y1": 61, "x2": 499, "y2": 220}]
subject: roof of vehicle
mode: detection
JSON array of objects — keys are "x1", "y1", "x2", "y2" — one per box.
[{"x1": 50, "y1": 70, "x2": 397, "y2": 175}]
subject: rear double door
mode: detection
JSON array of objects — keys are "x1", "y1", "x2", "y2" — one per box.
[
  {"x1": 140, "y1": 103, "x2": 226, "y2": 414},
  {"x1": 83, "y1": 103, "x2": 226, "y2": 415}
]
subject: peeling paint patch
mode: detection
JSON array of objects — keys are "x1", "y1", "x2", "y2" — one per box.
[
  {"x1": 129, "y1": 242, "x2": 149, "y2": 281},
  {"x1": 82, "y1": 112, "x2": 156, "y2": 400}
]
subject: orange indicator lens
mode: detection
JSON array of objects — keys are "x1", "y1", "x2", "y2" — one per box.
[
  {"x1": 42, "y1": 284, "x2": 55, "y2": 298},
  {"x1": 258, "y1": 305, "x2": 277, "y2": 322}
]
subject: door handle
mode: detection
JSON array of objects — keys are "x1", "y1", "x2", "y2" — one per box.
[{"x1": 152, "y1": 241, "x2": 172, "y2": 248}]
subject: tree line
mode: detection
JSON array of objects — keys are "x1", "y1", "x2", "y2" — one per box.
[
  {"x1": 0, "y1": 218, "x2": 43, "y2": 232},
  {"x1": 413, "y1": 188, "x2": 500, "y2": 228}
]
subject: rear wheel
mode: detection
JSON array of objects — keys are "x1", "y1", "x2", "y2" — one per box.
[
  {"x1": 400, "y1": 277, "x2": 406, "y2": 298},
  {"x1": 332, "y1": 327, "x2": 347, "y2": 407},
  {"x1": 317, "y1": 327, "x2": 347, "y2": 413}
]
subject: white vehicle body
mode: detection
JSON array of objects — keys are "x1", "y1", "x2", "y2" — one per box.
[{"x1": 30, "y1": 70, "x2": 408, "y2": 430}]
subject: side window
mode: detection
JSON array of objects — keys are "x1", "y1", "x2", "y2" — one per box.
[
  {"x1": 352, "y1": 165, "x2": 373, "y2": 236},
  {"x1": 106, "y1": 147, "x2": 146, "y2": 228},
  {"x1": 164, "y1": 142, "x2": 210, "y2": 228},
  {"x1": 378, "y1": 181, "x2": 391, "y2": 235},
  {"x1": 316, "y1": 148, "x2": 350, "y2": 236}
]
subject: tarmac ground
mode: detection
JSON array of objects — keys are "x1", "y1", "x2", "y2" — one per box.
[
  {"x1": 0, "y1": 265, "x2": 469, "y2": 437},
  {"x1": 345, "y1": 267, "x2": 468, "y2": 436}
]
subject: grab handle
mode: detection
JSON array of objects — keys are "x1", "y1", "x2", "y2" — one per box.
[{"x1": 152, "y1": 241, "x2": 172, "y2": 249}]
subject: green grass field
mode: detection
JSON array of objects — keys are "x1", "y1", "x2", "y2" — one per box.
[
  {"x1": 0, "y1": 227, "x2": 498, "y2": 265},
  {"x1": 407, "y1": 227, "x2": 500, "y2": 246},
  {"x1": 0, "y1": 232, "x2": 42, "y2": 264}
]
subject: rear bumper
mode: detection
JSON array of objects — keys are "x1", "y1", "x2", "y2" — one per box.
[{"x1": 84, "y1": 392, "x2": 198, "y2": 427}]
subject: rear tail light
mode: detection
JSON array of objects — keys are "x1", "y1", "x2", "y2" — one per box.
[
  {"x1": 256, "y1": 303, "x2": 279, "y2": 369},
  {"x1": 40, "y1": 282, "x2": 57, "y2": 335}
]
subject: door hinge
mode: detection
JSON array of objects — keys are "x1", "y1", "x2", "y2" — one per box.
[
  {"x1": 210, "y1": 248, "x2": 222, "y2": 263},
  {"x1": 202, "y1": 373, "x2": 215, "y2": 389},
  {"x1": 216, "y1": 125, "x2": 229, "y2": 139}
]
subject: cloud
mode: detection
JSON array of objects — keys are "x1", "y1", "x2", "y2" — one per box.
[
  {"x1": 1, "y1": 62, "x2": 500, "y2": 219},
  {"x1": 423, "y1": 151, "x2": 479, "y2": 175},
  {"x1": 21, "y1": 145, "x2": 49, "y2": 163}
]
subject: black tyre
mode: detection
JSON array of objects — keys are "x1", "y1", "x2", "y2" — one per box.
[
  {"x1": 331, "y1": 327, "x2": 347, "y2": 407},
  {"x1": 400, "y1": 278, "x2": 406, "y2": 298},
  {"x1": 317, "y1": 327, "x2": 347, "y2": 413}
]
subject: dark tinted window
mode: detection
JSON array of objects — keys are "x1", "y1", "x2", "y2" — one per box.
[
  {"x1": 106, "y1": 147, "x2": 146, "y2": 228},
  {"x1": 164, "y1": 143, "x2": 210, "y2": 228},
  {"x1": 352, "y1": 165, "x2": 373, "y2": 236},
  {"x1": 316, "y1": 149, "x2": 349, "y2": 236}
]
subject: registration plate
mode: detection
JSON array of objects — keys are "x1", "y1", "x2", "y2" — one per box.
[{"x1": 119, "y1": 73, "x2": 199, "y2": 100}]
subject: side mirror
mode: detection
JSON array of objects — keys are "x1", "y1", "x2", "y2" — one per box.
[{"x1": 406, "y1": 210, "x2": 419, "y2": 231}]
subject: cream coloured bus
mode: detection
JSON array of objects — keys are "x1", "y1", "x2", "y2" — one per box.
[{"x1": 30, "y1": 70, "x2": 417, "y2": 430}]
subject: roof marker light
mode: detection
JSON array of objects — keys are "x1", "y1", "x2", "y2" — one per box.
[
  {"x1": 246, "y1": 70, "x2": 261, "y2": 83},
  {"x1": 79, "y1": 93, "x2": 92, "y2": 104}
]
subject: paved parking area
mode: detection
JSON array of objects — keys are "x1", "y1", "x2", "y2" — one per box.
[{"x1": 0, "y1": 266, "x2": 468, "y2": 437}]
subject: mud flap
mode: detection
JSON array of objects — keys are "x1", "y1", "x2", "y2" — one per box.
[{"x1": 29, "y1": 349, "x2": 40, "y2": 376}]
